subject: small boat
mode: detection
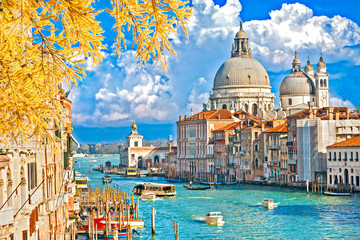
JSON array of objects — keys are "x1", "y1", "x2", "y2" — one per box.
[
  {"x1": 323, "y1": 191, "x2": 352, "y2": 196},
  {"x1": 183, "y1": 185, "x2": 211, "y2": 190},
  {"x1": 89, "y1": 159, "x2": 97, "y2": 162},
  {"x1": 102, "y1": 175, "x2": 112, "y2": 184},
  {"x1": 139, "y1": 192, "x2": 156, "y2": 200},
  {"x1": 204, "y1": 212, "x2": 224, "y2": 225},
  {"x1": 132, "y1": 183, "x2": 176, "y2": 196},
  {"x1": 125, "y1": 168, "x2": 137, "y2": 177},
  {"x1": 262, "y1": 199, "x2": 274, "y2": 209}
]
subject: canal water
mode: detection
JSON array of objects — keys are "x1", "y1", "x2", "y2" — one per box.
[{"x1": 75, "y1": 156, "x2": 360, "y2": 239}]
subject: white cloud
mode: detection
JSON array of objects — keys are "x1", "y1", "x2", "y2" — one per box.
[
  {"x1": 101, "y1": 112, "x2": 129, "y2": 121},
  {"x1": 244, "y1": 3, "x2": 360, "y2": 70},
  {"x1": 329, "y1": 95, "x2": 355, "y2": 110}
]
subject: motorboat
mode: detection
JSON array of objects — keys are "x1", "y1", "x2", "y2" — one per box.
[
  {"x1": 204, "y1": 212, "x2": 224, "y2": 225},
  {"x1": 262, "y1": 199, "x2": 274, "y2": 209},
  {"x1": 125, "y1": 168, "x2": 138, "y2": 177},
  {"x1": 139, "y1": 192, "x2": 156, "y2": 201},
  {"x1": 183, "y1": 185, "x2": 211, "y2": 190},
  {"x1": 132, "y1": 182, "x2": 176, "y2": 196},
  {"x1": 102, "y1": 175, "x2": 112, "y2": 184}
]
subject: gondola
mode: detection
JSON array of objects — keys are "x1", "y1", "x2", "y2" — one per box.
[
  {"x1": 165, "y1": 178, "x2": 186, "y2": 183},
  {"x1": 197, "y1": 181, "x2": 224, "y2": 186},
  {"x1": 183, "y1": 185, "x2": 211, "y2": 190}
]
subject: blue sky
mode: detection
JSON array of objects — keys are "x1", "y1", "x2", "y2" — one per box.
[{"x1": 71, "y1": 0, "x2": 360, "y2": 144}]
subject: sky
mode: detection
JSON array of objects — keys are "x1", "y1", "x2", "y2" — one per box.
[{"x1": 70, "y1": 0, "x2": 360, "y2": 144}]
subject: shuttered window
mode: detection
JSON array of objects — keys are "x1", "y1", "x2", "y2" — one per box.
[{"x1": 27, "y1": 162, "x2": 37, "y2": 190}]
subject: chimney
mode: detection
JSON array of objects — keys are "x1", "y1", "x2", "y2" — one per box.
[
  {"x1": 179, "y1": 116, "x2": 182, "y2": 121},
  {"x1": 184, "y1": 115, "x2": 187, "y2": 120},
  {"x1": 218, "y1": 114, "x2": 221, "y2": 119},
  {"x1": 329, "y1": 107, "x2": 334, "y2": 120},
  {"x1": 335, "y1": 111, "x2": 339, "y2": 121},
  {"x1": 312, "y1": 109, "x2": 318, "y2": 118},
  {"x1": 308, "y1": 101, "x2": 315, "y2": 111},
  {"x1": 261, "y1": 123, "x2": 265, "y2": 131},
  {"x1": 346, "y1": 108, "x2": 350, "y2": 120}
]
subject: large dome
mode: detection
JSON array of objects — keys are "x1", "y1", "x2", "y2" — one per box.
[
  {"x1": 280, "y1": 72, "x2": 315, "y2": 96},
  {"x1": 214, "y1": 57, "x2": 271, "y2": 89}
]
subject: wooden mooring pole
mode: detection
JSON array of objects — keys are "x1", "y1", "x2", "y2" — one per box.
[
  {"x1": 174, "y1": 220, "x2": 179, "y2": 240},
  {"x1": 151, "y1": 207, "x2": 156, "y2": 235}
]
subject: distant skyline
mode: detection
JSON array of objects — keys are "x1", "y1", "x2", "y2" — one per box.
[{"x1": 71, "y1": 0, "x2": 360, "y2": 143}]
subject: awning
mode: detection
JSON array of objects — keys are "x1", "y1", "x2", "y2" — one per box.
[
  {"x1": 0, "y1": 155, "x2": 10, "y2": 168},
  {"x1": 70, "y1": 134, "x2": 80, "y2": 148}
]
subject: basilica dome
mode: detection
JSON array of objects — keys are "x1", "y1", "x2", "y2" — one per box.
[
  {"x1": 280, "y1": 71, "x2": 315, "y2": 96},
  {"x1": 214, "y1": 57, "x2": 271, "y2": 89}
]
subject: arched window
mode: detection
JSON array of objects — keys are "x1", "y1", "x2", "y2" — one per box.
[
  {"x1": 320, "y1": 79, "x2": 323, "y2": 87},
  {"x1": 254, "y1": 144, "x2": 259, "y2": 152},
  {"x1": 154, "y1": 156, "x2": 160, "y2": 164},
  {"x1": 222, "y1": 104, "x2": 227, "y2": 110},
  {"x1": 244, "y1": 104, "x2": 248, "y2": 112},
  {"x1": 252, "y1": 103, "x2": 258, "y2": 116},
  {"x1": 324, "y1": 79, "x2": 327, "y2": 87},
  {"x1": 255, "y1": 158, "x2": 259, "y2": 168}
]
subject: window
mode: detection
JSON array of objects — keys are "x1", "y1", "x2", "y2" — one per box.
[
  {"x1": 356, "y1": 152, "x2": 359, "y2": 161},
  {"x1": 255, "y1": 132, "x2": 259, "y2": 139},
  {"x1": 254, "y1": 144, "x2": 259, "y2": 152},
  {"x1": 329, "y1": 175, "x2": 332, "y2": 184},
  {"x1": 134, "y1": 141, "x2": 138, "y2": 147},
  {"x1": 356, "y1": 176, "x2": 359, "y2": 186},
  {"x1": 339, "y1": 168, "x2": 342, "y2": 173},
  {"x1": 333, "y1": 152, "x2": 336, "y2": 161},
  {"x1": 338, "y1": 152, "x2": 341, "y2": 161},
  {"x1": 255, "y1": 158, "x2": 259, "y2": 168},
  {"x1": 328, "y1": 152, "x2": 331, "y2": 161},
  {"x1": 27, "y1": 163, "x2": 37, "y2": 190},
  {"x1": 329, "y1": 168, "x2": 332, "y2": 172},
  {"x1": 351, "y1": 169, "x2": 354, "y2": 173},
  {"x1": 351, "y1": 152, "x2": 353, "y2": 161},
  {"x1": 222, "y1": 104, "x2": 227, "y2": 110},
  {"x1": 344, "y1": 152, "x2": 347, "y2": 161},
  {"x1": 339, "y1": 176, "x2": 342, "y2": 184},
  {"x1": 288, "y1": 98, "x2": 292, "y2": 105}
]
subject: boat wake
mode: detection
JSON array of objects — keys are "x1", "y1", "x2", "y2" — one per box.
[{"x1": 187, "y1": 196, "x2": 213, "y2": 199}]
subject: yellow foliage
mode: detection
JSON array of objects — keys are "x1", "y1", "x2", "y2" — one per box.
[{"x1": 0, "y1": 0, "x2": 192, "y2": 146}]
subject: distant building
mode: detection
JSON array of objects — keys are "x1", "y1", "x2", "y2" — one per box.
[
  {"x1": 280, "y1": 52, "x2": 329, "y2": 115},
  {"x1": 120, "y1": 123, "x2": 175, "y2": 168},
  {"x1": 327, "y1": 136, "x2": 360, "y2": 191}
]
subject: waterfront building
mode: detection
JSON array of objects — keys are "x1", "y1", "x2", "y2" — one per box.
[
  {"x1": 208, "y1": 23, "x2": 275, "y2": 118},
  {"x1": 263, "y1": 122, "x2": 288, "y2": 182},
  {"x1": 288, "y1": 104, "x2": 360, "y2": 183},
  {"x1": 0, "y1": 92, "x2": 78, "y2": 240},
  {"x1": 280, "y1": 52, "x2": 329, "y2": 115},
  {"x1": 176, "y1": 109, "x2": 236, "y2": 177},
  {"x1": 120, "y1": 123, "x2": 175, "y2": 168},
  {"x1": 327, "y1": 136, "x2": 360, "y2": 190}
]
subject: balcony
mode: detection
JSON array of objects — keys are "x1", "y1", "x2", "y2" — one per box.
[
  {"x1": 268, "y1": 161, "x2": 280, "y2": 167},
  {"x1": 241, "y1": 164, "x2": 251, "y2": 170},
  {"x1": 0, "y1": 207, "x2": 14, "y2": 226},
  {"x1": 286, "y1": 141, "x2": 293, "y2": 147},
  {"x1": 269, "y1": 145, "x2": 280, "y2": 151}
]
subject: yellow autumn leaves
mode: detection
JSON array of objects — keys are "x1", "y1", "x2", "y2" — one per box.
[{"x1": 0, "y1": 0, "x2": 192, "y2": 147}]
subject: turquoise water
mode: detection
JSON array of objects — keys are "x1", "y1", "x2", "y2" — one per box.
[{"x1": 76, "y1": 156, "x2": 360, "y2": 239}]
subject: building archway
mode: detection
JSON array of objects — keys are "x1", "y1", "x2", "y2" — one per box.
[
  {"x1": 138, "y1": 156, "x2": 144, "y2": 169},
  {"x1": 222, "y1": 104, "x2": 227, "y2": 110},
  {"x1": 154, "y1": 156, "x2": 160, "y2": 164},
  {"x1": 344, "y1": 169, "x2": 349, "y2": 184}
]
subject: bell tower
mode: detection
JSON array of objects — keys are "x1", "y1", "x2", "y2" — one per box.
[
  {"x1": 315, "y1": 55, "x2": 329, "y2": 108},
  {"x1": 231, "y1": 21, "x2": 252, "y2": 58}
]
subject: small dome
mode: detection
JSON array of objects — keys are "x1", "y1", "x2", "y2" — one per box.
[
  {"x1": 235, "y1": 21, "x2": 248, "y2": 39},
  {"x1": 214, "y1": 57, "x2": 270, "y2": 89},
  {"x1": 132, "y1": 123, "x2": 137, "y2": 130},
  {"x1": 304, "y1": 59, "x2": 314, "y2": 72},
  {"x1": 280, "y1": 72, "x2": 315, "y2": 96},
  {"x1": 317, "y1": 56, "x2": 326, "y2": 69},
  {"x1": 292, "y1": 51, "x2": 301, "y2": 68},
  {"x1": 235, "y1": 30, "x2": 247, "y2": 39}
]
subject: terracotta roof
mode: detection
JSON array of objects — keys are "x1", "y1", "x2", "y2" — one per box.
[
  {"x1": 214, "y1": 122, "x2": 240, "y2": 132},
  {"x1": 178, "y1": 109, "x2": 233, "y2": 122},
  {"x1": 327, "y1": 136, "x2": 360, "y2": 148},
  {"x1": 264, "y1": 122, "x2": 288, "y2": 133}
]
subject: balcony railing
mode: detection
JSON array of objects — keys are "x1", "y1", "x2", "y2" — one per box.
[
  {"x1": 269, "y1": 145, "x2": 280, "y2": 151},
  {"x1": 286, "y1": 141, "x2": 293, "y2": 147},
  {"x1": 228, "y1": 163, "x2": 236, "y2": 168},
  {"x1": 0, "y1": 207, "x2": 14, "y2": 226},
  {"x1": 241, "y1": 165, "x2": 251, "y2": 170}
]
